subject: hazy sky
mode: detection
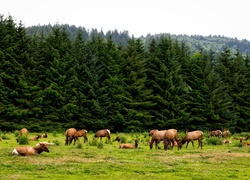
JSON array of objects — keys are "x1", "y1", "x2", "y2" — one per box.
[{"x1": 1, "y1": 0, "x2": 250, "y2": 40}]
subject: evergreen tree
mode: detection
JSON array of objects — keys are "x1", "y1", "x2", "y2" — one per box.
[
  {"x1": 146, "y1": 36, "x2": 189, "y2": 130},
  {"x1": 0, "y1": 15, "x2": 33, "y2": 130},
  {"x1": 215, "y1": 48, "x2": 244, "y2": 132},
  {"x1": 229, "y1": 50, "x2": 250, "y2": 131},
  {"x1": 186, "y1": 51, "x2": 234, "y2": 130},
  {"x1": 121, "y1": 37, "x2": 154, "y2": 132}
]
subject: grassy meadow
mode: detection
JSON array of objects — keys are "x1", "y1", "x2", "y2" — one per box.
[{"x1": 0, "y1": 130, "x2": 250, "y2": 180}]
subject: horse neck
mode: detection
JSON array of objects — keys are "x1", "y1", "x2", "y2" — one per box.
[
  {"x1": 135, "y1": 141, "x2": 138, "y2": 148},
  {"x1": 34, "y1": 146, "x2": 43, "y2": 154},
  {"x1": 181, "y1": 139, "x2": 187, "y2": 144}
]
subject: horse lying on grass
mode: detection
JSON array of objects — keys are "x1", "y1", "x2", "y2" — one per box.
[
  {"x1": 12, "y1": 143, "x2": 50, "y2": 156},
  {"x1": 119, "y1": 139, "x2": 139, "y2": 149}
]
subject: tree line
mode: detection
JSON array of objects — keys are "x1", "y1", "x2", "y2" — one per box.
[
  {"x1": 1, "y1": 15, "x2": 250, "y2": 133},
  {"x1": 26, "y1": 24, "x2": 250, "y2": 55}
]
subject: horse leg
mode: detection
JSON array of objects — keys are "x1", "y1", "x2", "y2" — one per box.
[
  {"x1": 69, "y1": 137, "x2": 74, "y2": 145},
  {"x1": 73, "y1": 137, "x2": 78, "y2": 145},
  {"x1": 191, "y1": 140, "x2": 195, "y2": 148},
  {"x1": 65, "y1": 136, "x2": 69, "y2": 145},
  {"x1": 149, "y1": 139, "x2": 154, "y2": 149},
  {"x1": 199, "y1": 139, "x2": 203, "y2": 149},
  {"x1": 84, "y1": 136, "x2": 88, "y2": 143},
  {"x1": 171, "y1": 140, "x2": 175, "y2": 150},
  {"x1": 155, "y1": 141, "x2": 158, "y2": 149},
  {"x1": 164, "y1": 140, "x2": 170, "y2": 150}
]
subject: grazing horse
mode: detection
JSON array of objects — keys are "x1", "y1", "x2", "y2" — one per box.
[
  {"x1": 208, "y1": 130, "x2": 222, "y2": 138},
  {"x1": 94, "y1": 129, "x2": 111, "y2": 142},
  {"x1": 20, "y1": 128, "x2": 28, "y2": 136},
  {"x1": 163, "y1": 129, "x2": 179, "y2": 150},
  {"x1": 149, "y1": 129, "x2": 167, "y2": 149},
  {"x1": 178, "y1": 130, "x2": 204, "y2": 149},
  {"x1": 222, "y1": 130, "x2": 231, "y2": 138},
  {"x1": 12, "y1": 143, "x2": 50, "y2": 156},
  {"x1": 65, "y1": 128, "x2": 77, "y2": 145},
  {"x1": 73, "y1": 129, "x2": 88, "y2": 145}
]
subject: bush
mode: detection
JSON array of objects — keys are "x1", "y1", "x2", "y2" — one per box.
[
  {"x1": 143, "y1": 132, "x2": 148, "y2": 138},
  {"x1": 97, "y1": 142, "x2": 104, "y2": 149},
  {"x1": 52, "y1": 131, "x2": 57, "y2": 137},
  {"x1": 14, "y1": 130, "x2": 19, "y2": 137},
  {"x1": 1, "y1": 134, "x2": 10, "y2": 140},
  {"x1": 18, "y1": 136, "x2": 29, "y2": 145},
  {"x1": 76, "y1": 142, "x2": 83, "y2": 149},
  {"x1": 89, "y1": 139, "x2": 98, "y2": 146},
  {"x1": 116, "y1": 133, "x2": 127, "y2": 143},
  {"x1": 52, "y1": 140, "x2": 60, "y2": 146},
  {"x1": 206, "y1": 137, "x2": 222, "y2": 145},
  {"x1": 235, "y1": 142, "x2": 243, "y2": 147}
]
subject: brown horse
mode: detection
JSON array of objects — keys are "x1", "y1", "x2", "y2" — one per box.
[
  {"x1": 12, "y1": 143, "x2": 50, "y2": 156},
  {"x1": 119, "y1": 139, "x2": 139, "y2": 149},
  {"x1": 208, "y1": 130, "x2": 222, "y2": 138},
  {"x1": 73, "y1": 129, "x2": 88, "y2": 145},
  {"x1": 178, "y1": 130, "x2": 203, "y2": 149},
  {"x1": 20, "y1": 128, "x2": 28, "y2": 136},
  {"x1": 222, "y1": 130, "x2": 231, "y2": 138},
  {"x1": 94, "y1": 129, "x2": 111, "y2": 142},
  {"x1": 163, "y1": 129, "x2": 179, "y2": 150},
  {"x1": 149, "y1": 129, "x2": 167, "y2": 149},
  {"x1": 29, "y1": 135, "x2": 41, "y2": 141},
  {"x1": 65, "y1": 128, "x2": 77, "y2": 145},
  {"x1": 41, "y1": 132, "x2": 48, "y2": 138}
]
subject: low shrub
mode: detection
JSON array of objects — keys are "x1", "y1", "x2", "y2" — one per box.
[
  {"x1": 18, "y1": 136, "x2": 29, "y2": 145},
  {"x1": 206, "y1": 137, "x2": 222, "y2": 145},
  {"x1": 97, "y1": 142, "x2": 104, "y2": 149},
  {"x1": 76, "y1": 142, "x2": 83, "y2": 149}
]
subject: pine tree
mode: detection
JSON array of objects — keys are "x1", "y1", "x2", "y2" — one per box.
[
  {"x1": 0, "y1": 15, "x2": 33, "y2": 130},
  {"x1": 120, "y1": 37, "x2": 154, "y2": 132},
  {"x1": 146, "y1": 36, "x2": 189, "y2": 130},
  {"x1": 186, "y1": 51, "x2": 234, "y2": 130}
]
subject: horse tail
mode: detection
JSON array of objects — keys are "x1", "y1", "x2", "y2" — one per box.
[{"x1": 107, "y1": 129, "x2": 110, "y2": 135}]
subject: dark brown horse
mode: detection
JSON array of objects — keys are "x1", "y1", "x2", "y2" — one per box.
[
  {"x1": 94, "y1": 129, "x2": 111, "y2": 142},
  {"x1": 73, "y1": 129, "x2": 88, "y2": 145},
  {"x1": 208, "y1": 130, "x2": 222, "y2": 138},
  {"x1": 65, "y1": 128, "x2": 77, "y2": 145}
]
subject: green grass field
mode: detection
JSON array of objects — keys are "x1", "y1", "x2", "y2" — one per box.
[{"x1": 0, "y1": 131, "x2": 250, "y2": 180}]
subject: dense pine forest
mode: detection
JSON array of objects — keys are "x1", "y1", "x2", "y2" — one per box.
[{"x1": 1, "y1": 15, "x2": 250, "y2": 133}]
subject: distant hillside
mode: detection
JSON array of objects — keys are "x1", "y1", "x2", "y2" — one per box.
[
  {"x1": 142, "y1": 33, "x2": 250, "y2": 55},
  {"x1": 26, "y1": 24, "x2": 250, "y2": 55}
]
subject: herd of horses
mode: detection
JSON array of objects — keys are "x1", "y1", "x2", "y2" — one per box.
[{"x1": 11, "y1": 127, "x2": 235, "y2": 156}]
